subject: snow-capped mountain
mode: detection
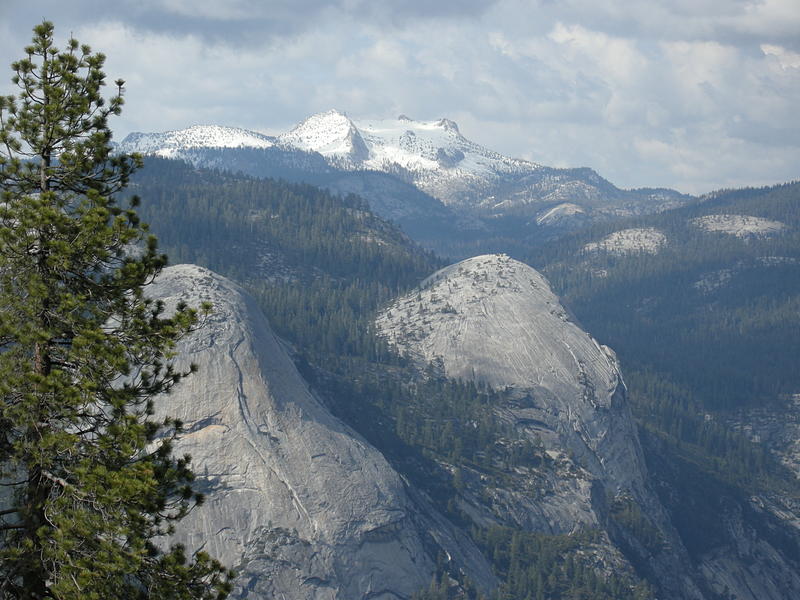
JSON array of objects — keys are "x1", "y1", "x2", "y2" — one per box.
[
  {"x1": 118, "y1": 124, "x2": 274, "y2": 157},
  {"x1": 117, "y1": 111, "x2": 695, "y2": 249},
  {"x1": 277, "y1": 110, "x2": 535, "y2": 179},
  {"x1": 274, "y1": 110, "x2": 692, "y2": 218}
]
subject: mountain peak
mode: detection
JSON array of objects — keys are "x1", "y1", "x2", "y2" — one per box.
[
  {"x1": 282, "y1": 109, "x2": 355, "y2": 132},
  {"x1": 277, "y1": 109, "x2": 368, "y2": 162},
  {"x1": 376, "y1": 253, "x2": 648, "y2": 499},
  {"x1": 380, "y1": 253, "x2": 621, "y2": 399},
  {"x1": 116, "y1": 111, "x2": 691, "y2": 223},
  {"x1": 435, "y1": 118, "x2": 459, "y2": 133}
]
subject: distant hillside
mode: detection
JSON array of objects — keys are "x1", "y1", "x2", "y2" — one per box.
[
  {"x1": 531, "y1": 181, "x2": 800, "y2": 414},
  {"x1": 131, "y1": 157, "x2": 442, "y2": 360},
  {"x1": 527, "y1": 182, "x2": 800, "y2": 599},
  {"x1": 131, "y1": 157, "x2": 437, "y2": 282},
  {"x1": 529, "y1": 181, "x2": 800, "y2": 504}
]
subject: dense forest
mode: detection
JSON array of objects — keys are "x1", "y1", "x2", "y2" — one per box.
[
  {"x1": 526, "y1": 183, "x2": 800, "y2": 550},
  {"x1": 530, "y1": 182, "x2": 800, "y2": 413}
]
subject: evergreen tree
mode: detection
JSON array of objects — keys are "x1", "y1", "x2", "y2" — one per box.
[{"x1": 0, "y1": 22, "x2": 231, "y2": 598}]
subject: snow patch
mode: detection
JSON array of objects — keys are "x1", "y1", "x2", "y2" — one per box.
[
  {"x1": 691, "y1": 214, "x2": 787, "y2": 238},
  {"x1": 583, "y1": 228, "x2": 667, "y2": 255},
  {"x1": 536, "y1": 203, "x2": 586, "y2": 226},
  {"x1": 118, "y1": 125, "x2": 274, "y2": 156}
]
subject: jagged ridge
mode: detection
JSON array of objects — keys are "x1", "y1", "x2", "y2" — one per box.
[{"x1": 118, "y1": 111, "x2": 694, "y2": 228}]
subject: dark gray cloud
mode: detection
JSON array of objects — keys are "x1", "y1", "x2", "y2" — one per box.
[
  {"x1": 4, "y1": 0, "x2": 499, "y2": 46},
  {"x1": 521, "y1": 0, "x2": 800, "y2": 49}
]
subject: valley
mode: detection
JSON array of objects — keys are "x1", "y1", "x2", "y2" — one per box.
[{"x1": 126, "y1": 144, "x2": 800, "y2": 599}]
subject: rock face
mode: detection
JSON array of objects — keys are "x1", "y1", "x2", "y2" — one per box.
[
  {"x1": 376, "y1": 254, "x2": 703, "y2": 598},
  {"x1": 148, "y1": 265, "x2": 495, "y2": 599},
  {"x1": 697, "y1": 499, "x2": 800, "y2": 600},
  {"x1": 376, "y1": 254, "x2": 647, "y2": 497}
]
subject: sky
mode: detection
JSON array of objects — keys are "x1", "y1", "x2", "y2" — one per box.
[{"x1": 1, "y1": 0, "x2": 798, "y2": 195}]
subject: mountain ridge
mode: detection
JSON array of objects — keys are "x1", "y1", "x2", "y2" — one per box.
[
  {"x1": 120, "y1": 124, "x2": 275, "y2": 156},
  {"x1": 117, "y1": 110, "x2": 695, "y2": 239}
]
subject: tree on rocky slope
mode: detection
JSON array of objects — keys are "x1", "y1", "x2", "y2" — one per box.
[{"x1": 0, "y1": 21, "x2": 231, "y2": 599}]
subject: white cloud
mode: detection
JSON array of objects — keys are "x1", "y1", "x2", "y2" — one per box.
[
  {"x1": 737, "y1": 0, "x2": 800, "y2": 39},
  {"x1": 548, "y1": 23, "x2": 648, "y2": 84},
  {"x1": 761, "y1": 44, "x2": 800, "y2": 70}
]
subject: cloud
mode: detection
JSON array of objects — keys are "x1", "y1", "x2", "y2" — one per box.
[
  {"x1": 548, "y1": 23, "x2": 648, "y2": 84},
  {"x1": 762, "y1": 43, "x2": 800, "y2": 69}
]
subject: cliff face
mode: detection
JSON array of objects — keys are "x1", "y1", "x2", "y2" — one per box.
[
  {"x1": 376, "y1": 254, "x2": 702, "y2": 598},
  {"x1": 377, "y1": 254, "x2": 645, "y2": 495},
  {"x1": 148, "y1": 265, "x2": 495, "y2": 599}
]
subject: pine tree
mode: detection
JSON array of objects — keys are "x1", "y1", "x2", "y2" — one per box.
[{"x1": 0, "y1": 22, "x2": 232, "y2": 598}]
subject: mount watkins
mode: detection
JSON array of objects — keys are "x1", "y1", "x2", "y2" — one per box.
[{"x1": 376, "y1": 254, "x2": 702, "y2": 599}]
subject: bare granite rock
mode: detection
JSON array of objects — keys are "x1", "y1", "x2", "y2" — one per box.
[
  {"x1": 376, "y1": 254, "x2": 648, "y2": 498},
  {"x1": 148, "y1": 264, "x2": 495, "y2": 599},
  {"x1": 376, "y1": 253, "x2": 703, "y2": 599}
]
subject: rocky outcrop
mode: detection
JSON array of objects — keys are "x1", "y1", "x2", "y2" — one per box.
[
  {"x1": 376, "y1": 254, "x2": 648, "y2": 500},
  {"x1": 144, "y1": 259, "x2": 799, "y2": 599},
  {"x1": 148, "y1": 265, "x2": 495, "y2": 599},
  {"x1": 697, "y1": 497, "x2": 800, "y2": 600},
  {"x1": 376, "y1": 254, "x2": 703, "y2": 598},
  {"x1": 693, "y1": 397, "x2": 800, "y2": 600}
]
